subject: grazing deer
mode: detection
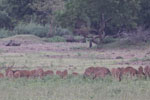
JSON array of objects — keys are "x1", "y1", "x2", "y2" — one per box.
[
  {"x1": 111, "y1": 68, "x2": 122, "y2": 81},
  {"x1": 144, "y1": 66, "x2": 150, "y2": 78},
  {"x1": 44, "y1": 70, "x2": 54, "y2": 76}
]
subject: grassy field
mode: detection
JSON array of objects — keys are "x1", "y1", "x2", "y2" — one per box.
[
  {"x1": 0, "y1": 76, "x2": 150, "y2": 100},
  {"x1": 0, "y1": 35, "x2": 150, "y2": 100},
  {"x1": 0, "y1": 44, "x2": 149, "y2": 73}
]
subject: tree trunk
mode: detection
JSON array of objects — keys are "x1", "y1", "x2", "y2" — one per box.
[{"x1": 48, "y1": 15, "x2": 55, "y2": 37}]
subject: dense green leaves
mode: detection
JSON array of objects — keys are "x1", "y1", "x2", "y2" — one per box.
[
  {"x1": 0, "y1": 0, "x2": 150, "y2": 37},
  {"x1": 0, "y1": 11, "x2": 12, "y2": 29},
  {"x1": 140, "y1": 0, "x2": 150, "y2": 28},
  {"x1": 57, "y1": 0, "x2": 141, "y2": 34},
  {"x1": 4, "y1": 0, "x2": 34, "y2": 21}
]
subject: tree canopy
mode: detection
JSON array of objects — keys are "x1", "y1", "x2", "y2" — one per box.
[{"x1": 0, "y1": 0, "x2": 150, "y2": 42}]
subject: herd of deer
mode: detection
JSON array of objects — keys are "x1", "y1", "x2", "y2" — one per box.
[
  {"x1": 84, "y1": 66, "x2": 150, "y2": 81},
  {"x1": 0, "y1": 66, "x2": 149, "y2": 81}
]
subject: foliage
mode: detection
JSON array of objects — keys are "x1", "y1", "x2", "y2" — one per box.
[
  {"x1": 43, "y1": 36, "x2": 66, "y2": 42},
  {"x1": 31, "y1": 0, "x2": 65, "y2": 36},
  {"x1": 3, "y1": 0, "x2": 34, "y2": 21},
  {"x1": 54, "y1": 27, "x2": 72, "y2": 36},
  {"x1": 0, "y1": 11, "x2": 12, "y2": 29},
  {"x1": 102, "y1": 36, "x2": 116, "y2": 44},
  {"x1": 140, "y1": 0, "x2": 150, "y2": 28},
  {"x1": 14, "y1": 23, "x2": 49, "y2": 37},
  {"x1": 31, "y1": 0, "x2": 64, "y2": 21},
  {"x1": 0, "y1": 0, "x2": 150, "y2": 43},
  {"x1": 0, "y1": 29, "x2": 12, "y2": 38},
  {"x1": 57, "y1": 0, "x2": 141, "y2": 34}
]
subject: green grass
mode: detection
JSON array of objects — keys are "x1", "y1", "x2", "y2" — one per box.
[
  {"x1": 0, "y1": 35, "x2": 150, "y2": 100},
  {"x1": 97, "y1": 38, "x2": 150, "y2": 49},
  {"x1": 0, "y1": 76, "x2": 149, "y2": 100},
  {"x1": 0, "y1": 51, "x2": 124, "y2": 73},
  {"x1": 130, "y1": 56, "x2": 150, "y2": 62}
]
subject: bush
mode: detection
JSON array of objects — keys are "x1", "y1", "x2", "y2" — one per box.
[
  {"x1": 0, "y1": 11, "x2": 13, "y2": 29},
  {"x1": 0, "y1": 29, "x2": 12, "y2": 38},
  {"x1": 43, "y1": 36, "x2": 66, "y2": 42},
  {"x1": 122, "y1": 27, "x2": 150, "y2": 44},
  {"x1": 140, "y1": 0, "x2": 150, "y2": 28},
  {"x1": 14, "y1": 23, "x2": 49, "y2": 37},
  {"x1": 54, "y1": 27, "x2": 72, "y2": 36},
  {"x1": 102, "y1": 36, "x2": 116, "y2": 44}
]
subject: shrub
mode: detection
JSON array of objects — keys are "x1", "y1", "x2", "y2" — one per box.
[
  {"x1": 102, "y1": 36, "x2": 116, "y2": 44},
  {"x1": 43, "y1": 36, "x2": 66, "y2": 42},
  {"x1": 14, "y1": 23, "x2": 49, "y2": 37},
  {"x1": 0, "y1": 11, "x2": 13, "y2": 29},
  {"x1": 54, "y1": 27, "x2": 72, "y2": 36},
  {"x1": 0, "y1": 29, "x2": 12, "y2": 38},
  {"x1": 122, "y1": 27, "x2": 150, "y2": 45}
]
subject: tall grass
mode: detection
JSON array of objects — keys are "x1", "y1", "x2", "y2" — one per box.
[
  {"x1": 0, "y1": 29, "x2": 13, "y2": 38},
  {"x1": 14, "y1": 22, "x2": 49, "y2": 38},
  {"x1": 0, "y1": 76, "x2": 149, "y2": 100}
]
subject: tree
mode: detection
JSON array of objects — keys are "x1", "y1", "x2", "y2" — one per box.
[
  {"x1": 56, "y1": 0, "x2": 141, "y2": 47},
  {"x1": 73, "y1": 13, "x2": 112, "y2": 47},
  {"x1": 0, "y1": 11, "x2": 12, "y2": 29},
  {"x1": 3, "y1": 0, "x2": 34, "y2": 21},
  {"x1": 140, "y1": 0, "x2": 150, "y2": 28},
  {"x1": 31, "y1": 0, "x2": 64, "y2": 36}
]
